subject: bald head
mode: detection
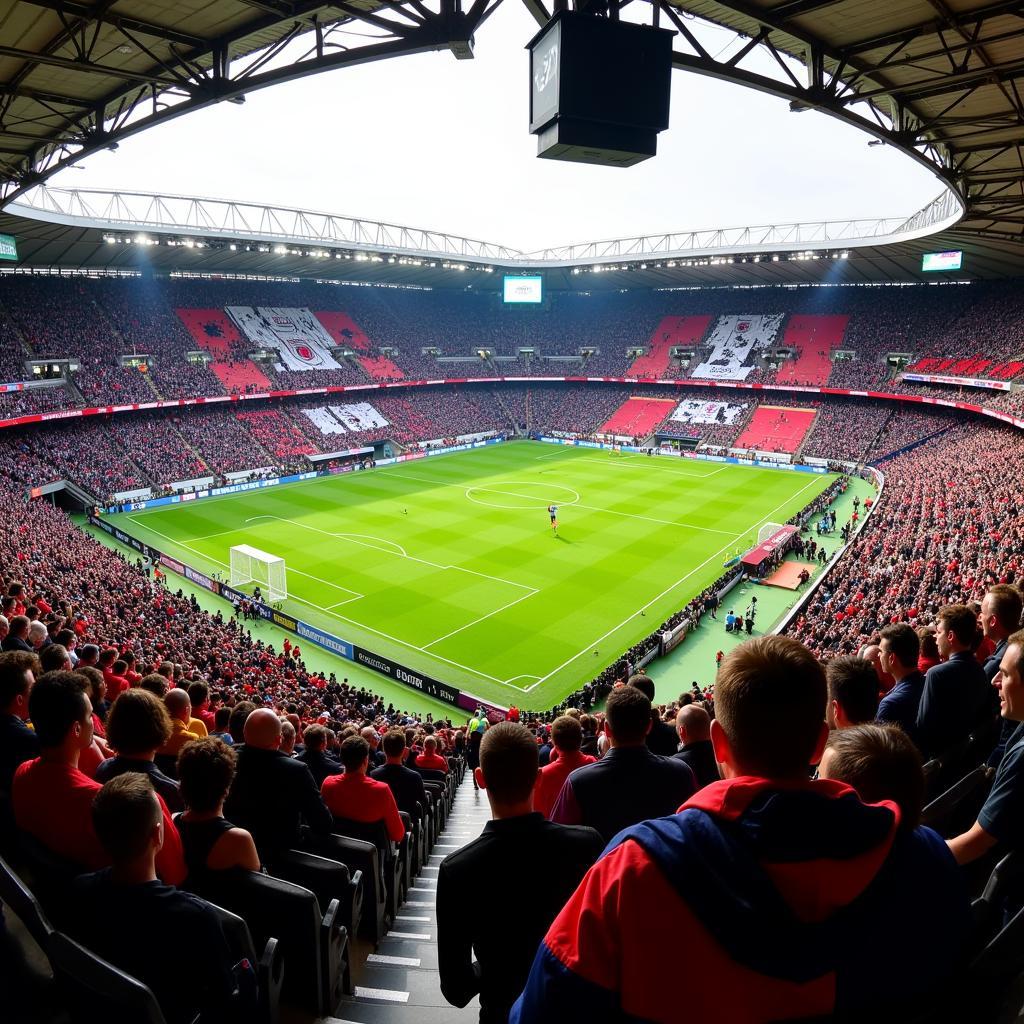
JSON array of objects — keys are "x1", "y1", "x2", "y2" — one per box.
[
  {"x1": 676, "y1": 704, "x2": 711, "y2": 745},
  {"x1": 360, "y1": 726, "x2": 379, "y2": 748},
  {"x1": 244, "y1": 708, "x2": 283, "y2": 750},
  {"x1": 164, "y1": 687, "x2": 191, "y2": 723}
]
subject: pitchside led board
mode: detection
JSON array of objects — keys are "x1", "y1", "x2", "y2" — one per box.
[
  {"x1": 503, "y1": 275, "x2": 544, "y2": 304},
  {"x1": 528, "y1": 11, "x2": 673, "y2": 166},
  {"x1": 922, "y1": 250, "x2": 963, "y2": 272},
  {"x1": 0, "y1": 234, "x2": 17, "y2": 261}
]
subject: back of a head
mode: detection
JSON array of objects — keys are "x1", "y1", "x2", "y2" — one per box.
[
  {"x1": 177, "y1": 737, "x2": 237, "y2": 813},
  {"x1": 139, "y1": 672, "x2": 168, "y2": 698},
  {"x1": 214, "y1": 706, "x2": 231, "y2": 731},
  {"x1": 823, "y1": 724, "x2": 925, "y2": 829},
  {"x1": 627, "y1": 674, "x2": 655, "y2": 702},
  {"x1": 917, "y1": 628, "x2": 939, "y2": 661},
  {"x1": 304, "y1": 724, "x2": 328, "y2": 752},
  {"x1": 28, "y1": 670, "x2": 89, "y2": 748},
  {"x1": 244, "y1": 708, "x2": 283, "y2": 750},
  {"x1": 92, "y1": 772, "x2": 162, "y2": 862},
  {"x1": 340, "y1": 735, "x2": 370, "y2": 772},
  {"x1": 551, "y1": 715, "x2": 583, "y2": 754},
  {"x1": 164, "y1": 687, "x2": 190, "y2": 720},
  {"x1": 677, "y1": 704, "x2": 711, "y2": 743},
  {"x1": 229, "y1": 701, "x2": 256, "y2": 743},
  {"x1": 106, "y1": 688, "x2": 173, "y2": 756},
  {"x1": 826, "y1": 657, "x2": 881, "y2": 726},
  {"x1": 382, "y1": 728, "x2": 406, "y2": 759},
  {"x1": 605, "y1": 686, "x2": 652, "y2": 745},
  {"x1": 879, "y1": 623, "x2": 920, "y2": 671},
  {"x1": 479, "y1": 722, "x2": 539, "y2": 804},
  {"x1": 187, "y1": 681, "x2": 209, "y2": 706},
  {"x1": 39, "y1": 644, "x2": 69, "y2": 674},
  {"x1": 423, "y1": 735, "x2": 437, "y2": 753},
  {"x1": 716, "y1": 636, "x2": 826, "y2": 778}
]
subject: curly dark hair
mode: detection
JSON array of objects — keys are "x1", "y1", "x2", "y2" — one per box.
[{"x1": 177, "y1": 737, "x2": 238, "y2": 813}]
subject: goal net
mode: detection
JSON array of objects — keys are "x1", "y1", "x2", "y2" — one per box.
[
  {"x1": 757, "y1": 522, "x2": 787, "y2": 544},
  {"x1": 229, "y1": 544, "x2": 287, "y2": 601}
]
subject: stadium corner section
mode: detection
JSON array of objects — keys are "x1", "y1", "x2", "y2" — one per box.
[{"x1": 85, "y1": 436, "x2": 876, "y2": 720}]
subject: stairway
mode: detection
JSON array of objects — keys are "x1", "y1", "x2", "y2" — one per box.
[{"x1": 327, "y1": 777, "x2": 492, "y2": 1024}]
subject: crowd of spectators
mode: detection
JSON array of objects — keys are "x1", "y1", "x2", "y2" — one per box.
[{"x1": 787, "y1": 421, "x2": 1024, "y2": 656}]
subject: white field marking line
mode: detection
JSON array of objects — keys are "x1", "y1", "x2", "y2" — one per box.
[
  {"x1": 422, "y1": 588, "x2": 539, "y2": 650},
  {"x1": 534, "y1": 449, "x2": 576, "y2": 460},
  {"x1": 523, "y1": 475, "x2": 827, "y2": 692},
  {"x1": 576, "y1": 457, "x2": 725, "y2": 478},
  {"x1": 131, "y1": 518, "x2": 537, "y2": 693},
  {"x1": 127, "y1": 516, "x2": 364, "y2": 602},
  {"x1": 467, "y1": 483, "x2": 580, "y2": 505},
  {"x1": 396, "y1": 470, "x2": 735, "y2": 536},
  {"x1": 572, "y1": 502, "x2": 736, "y2": 536},
  {"x1": 244, "y1": 514, "x2": 534, "y2": 593},
  {"x1": 504, "y1": 673, "x2": 541, "y2": 684}
]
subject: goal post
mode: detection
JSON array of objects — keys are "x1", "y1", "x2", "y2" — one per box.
[{"x1": 229, "y1": 544, "x2": 287, "y2": 601}]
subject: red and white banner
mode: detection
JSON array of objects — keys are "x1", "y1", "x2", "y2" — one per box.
[{"x1": 226, "y1": 306, "x2": 341, "y2": 371}]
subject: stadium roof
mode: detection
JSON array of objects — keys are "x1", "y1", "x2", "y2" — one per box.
[{"x1": 0, "y1": 0, "x2": 1023, "y2": 281}]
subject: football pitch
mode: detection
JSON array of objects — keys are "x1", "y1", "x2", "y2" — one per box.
[{"x1": 109, "y1": 441, "x2": 835, "y2": 709}]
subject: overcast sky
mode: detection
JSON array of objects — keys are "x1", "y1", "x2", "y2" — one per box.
[{"x1": 54, "y1": 2, "x2": 942, "y2": 252}]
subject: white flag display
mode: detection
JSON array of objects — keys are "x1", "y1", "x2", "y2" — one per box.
[
  {"x1": 670, "y1": 399, "x2": 745, "y2": 425},
  {"x1": 226, "y1": 306, "x2": 342, "y2": 371},
  {"x1": 301, "y1": 402, "x2": 390, "y2": 435},
  {"x1": 691, "y1": 314, "x2": 784, "y2": 381}
]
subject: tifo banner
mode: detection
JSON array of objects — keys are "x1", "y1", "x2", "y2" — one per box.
[
  {"x1": 901, "y1": 372, "x2": 1013, "y2": 392},
  {"x1": 226, "y1": 306, "x2": 342, "y2": 371},
  {"x1": 691, "y1": 314, "x2": 784, "y2": 381},
  {"x1": 302, "y1": 402, "x2": 390, "y2": 435},
  {"x1": 669, "y1": 398, "x2": 746, "y2": 425}
]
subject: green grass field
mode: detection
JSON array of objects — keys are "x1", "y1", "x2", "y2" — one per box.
[{"x1": 109, "y1": 441, "x2": 835, "y2": 709}]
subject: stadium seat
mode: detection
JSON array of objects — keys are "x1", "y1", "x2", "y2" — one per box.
[
  {"x1": 14, "y1": 830, "x2": 83, "y2": 930},
  {"x1": 316, "y1": 833, "x2": 388, "y2": 944},
  {"x1": 194, "y1": 869, "x2": 346, "y2": 1015},
  {"x1": 331, "y1": 817, "x2": 408, "y2": 927},
  {"x1": 921, "y1": 766, "x2": 995, "y2": 839},
  {"x1": 266, "y1": 848, "x2": 362, "y2": 956},
  {"x1": 0, "y1": 853, "x2": 54, "y2": 952},
  {"x1": 49, "y1": 932, "x2": 173, "y2": 1024}
]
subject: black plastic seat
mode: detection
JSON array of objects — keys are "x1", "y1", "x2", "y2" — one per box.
[
  {"x1": 49, "y1": 931, "x2": 177, "y2": 1024},
  {"x1": 331, "y1": 817, "x2": 408, "y2": 930},
  {"x1": 921, "y1": 765, "x2": 995, "y2": 838},
  {"x1": 0, "y1": 853, "x2": 54, "y2": 952}
]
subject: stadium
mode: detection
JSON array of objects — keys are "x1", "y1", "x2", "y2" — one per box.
[{"x1": 1, "y1": 0, "x2": 1024, "y2": 1020}]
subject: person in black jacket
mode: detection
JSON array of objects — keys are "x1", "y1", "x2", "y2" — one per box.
[
  {"x1": 370, "y1": 728, "x2": 426, "y2": 817},
  {"x1": 1, "y1": 615, "x2": 33, "y2": 653},
  {"x1": 224, "y1": 708, "x2": 333, "y2": 859},
  {"x1": 295, "y1": 724, "x2": 343, "y2": 789},
  {"x1": 916, "y1": 604, "x2": 993, "y2": 759},
  {"x1": 628, "y1": 674, "x2": 678, "y2": 757},
  {"x1": 437, "y1": 723, "x2": 603, "y2": 1024},
  {"x1": 672, "y1": 704, "x2": 719, "y2": 789},
  {"x1": 551, "y1": 686, "x2": 696, "y2": 842}
]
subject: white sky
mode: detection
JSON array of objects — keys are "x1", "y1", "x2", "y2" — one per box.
[{"x1": 54, "y1": 2, "x2": 942, "y2": 252}]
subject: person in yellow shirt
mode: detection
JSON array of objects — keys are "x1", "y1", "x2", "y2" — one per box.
[{"x1": 158, "y1": 688, "x2": 205, "y2": 760}]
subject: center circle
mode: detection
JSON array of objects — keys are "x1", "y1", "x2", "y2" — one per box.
[{"x1": 465, "y1": 481, "x2": 580, "y2": 511}]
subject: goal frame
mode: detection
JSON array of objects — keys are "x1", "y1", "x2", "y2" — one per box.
[
  {"x1": 756, "y1": 522, "x2": 787, "y2": 544},
  {"x1": 229, "y1": 544, "x2": 287, "y2": 602}
]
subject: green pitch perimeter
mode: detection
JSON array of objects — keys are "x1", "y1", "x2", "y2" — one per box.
[{"x1": 109, "y1": 441, "x2": 835, "y2": 710}]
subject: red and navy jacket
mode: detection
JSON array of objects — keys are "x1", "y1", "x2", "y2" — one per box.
[{"x1": 510, "y1": 776, "x2": 968, "y2": 1024}]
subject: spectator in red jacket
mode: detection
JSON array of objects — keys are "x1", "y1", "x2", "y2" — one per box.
[
  {"x1": 534, "y1": 715, "x2": 596, "y2": 819},
  {"x1": 321, "y1": 735, "x2": 405, "y2": 842},
  {"x1": 413, "y1": 735, "x2": 449, "y2": 774},
  {"x1": 13, "y1": 670, "x2": 185, "y2": 883}
]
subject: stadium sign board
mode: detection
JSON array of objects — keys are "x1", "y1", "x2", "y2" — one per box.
[{"x1": 0, "y1": 234, "x2": 17, "y2": 261}]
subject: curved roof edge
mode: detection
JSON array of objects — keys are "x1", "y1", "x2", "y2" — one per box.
[{"x1": 7, "y1": 185, "x2": 964, "y2": 268}]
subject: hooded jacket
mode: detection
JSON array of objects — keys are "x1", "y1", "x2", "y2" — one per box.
[{"x1": 511, "y1": 776, "x2": 968, "y2": 1023}]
